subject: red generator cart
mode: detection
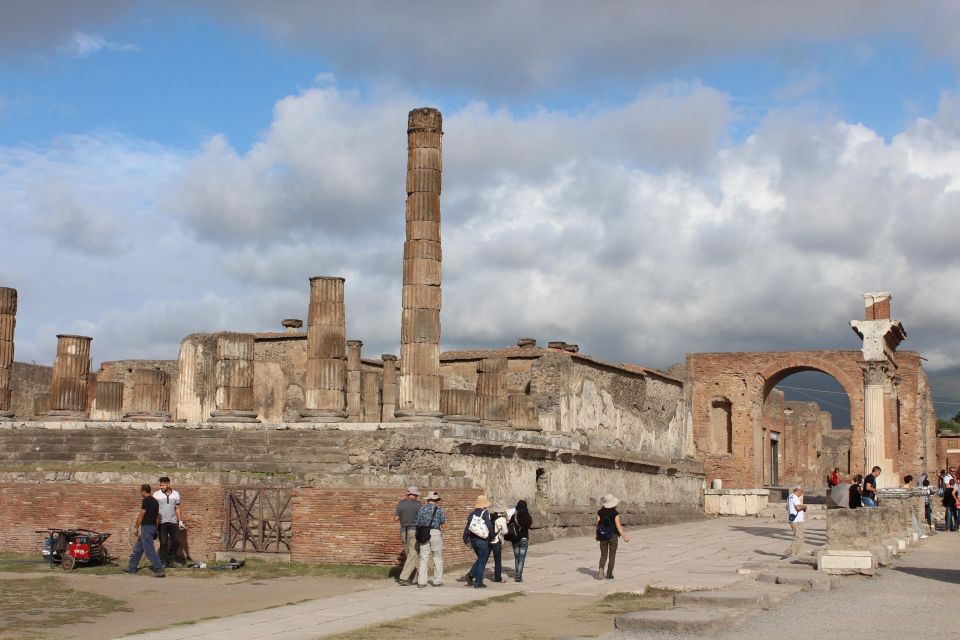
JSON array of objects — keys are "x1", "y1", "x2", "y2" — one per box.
[{"x1": 37, "y1": 528, "x2": 112, "y2": 570}]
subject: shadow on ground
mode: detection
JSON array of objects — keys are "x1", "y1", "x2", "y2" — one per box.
[{"x1": 893, "y1": 565, "x2": 960, "y2": 584}]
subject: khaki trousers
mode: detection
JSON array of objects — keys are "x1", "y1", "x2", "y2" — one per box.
[
  {"x1": 785, "y1": 520, "x2": 805, "y2": 556},
  {"x1": 398, "y1": 527, "x2": 420, "y2": 581},
  {"x1": 417, "y1": 529, "x2": 444, "y2": 586}
]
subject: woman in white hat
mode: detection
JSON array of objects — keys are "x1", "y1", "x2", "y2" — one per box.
[{"x1": 595, "y1": 494, "x2": 629, "y2": 580}]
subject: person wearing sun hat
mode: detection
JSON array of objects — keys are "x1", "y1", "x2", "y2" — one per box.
[
  {"x1": 595, "y1": 493, "x2": 630, "y2": 580},
  {"x1": 489, "y1": 502, "x2": 509, "y2": 583},
  {"x1": 462, "y1": 494, "x2": 494, "y2": 588},
  {"x1": 415, "y1": 491, "x2": 447, "y2": 588},
  {"x1": 394, "y1": 485, "x2": 422, "y2": 585}
]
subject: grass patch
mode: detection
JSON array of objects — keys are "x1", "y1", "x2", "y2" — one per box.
[
  {"x1": 321, "y1": 593, "x2": 524, "y2": 640},
  {"x1": 0, "y1": 576, "x2": 131, "y2": 639},
  {"x1": 570, "y1": 588, "x2": 675, "y2": 620}
]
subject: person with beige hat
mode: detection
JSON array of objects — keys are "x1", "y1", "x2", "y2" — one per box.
[
  {"x1": 462, "y1": 494, "x2": 494, "y2": 588},
  {"x1": 489, "y1": 502, "x2": 509, "y2": 583},
  {"x1": 596, "y1": 494, "x2": 629, "y2": 580},
  {"x1": 394, "y1": 485, "x2": 422, "y2": 586},
  {"x1": 415, "y1": 491, "x2": 447, "y2": 588}
]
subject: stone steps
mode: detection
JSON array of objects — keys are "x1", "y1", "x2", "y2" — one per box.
[{"x1": 615, "y1": 607, "x2": 747, "y2": 634}]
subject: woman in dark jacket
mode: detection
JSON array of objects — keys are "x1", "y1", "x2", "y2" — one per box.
[
  {"x1": 849, "y1": 474, "x2": 863, "y2": 509},
  {"x1": 510, "y1": 500, "x2": 534, "y2": 582}
]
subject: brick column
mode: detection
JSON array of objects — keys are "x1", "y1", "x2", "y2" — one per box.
[
  {"x1": 124, "y1": 368, "x2": 171, "y2": 422},
  {"x1": 476, "y1": 357, "x2": 510, "y2": 428},
  {"x1": 210, "y1": 332, "x2": 259, "y2": 423},
  {"x1": 346, "y1": 340, "x2": 362, "y2": 422},
  {"x1": 48, "y1": 335, "x2": 92, "y2": 419},
  {"x1": 0, "y1": 287, "x2": 15, "y2": 419},
  {"x1": 301, "y1": 276, "x2": 347, "y2": 423},
  {"x1": 380, "y1": 354, "x2": 398, "y2": 421},
  {"x1": 90, "y1": 381, "x2": 124, "y2": 421},
  {"x1": 398, "y1": 107, "x2": 443, "y2": 421}
]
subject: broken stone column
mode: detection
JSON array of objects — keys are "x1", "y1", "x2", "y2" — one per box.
[
  {"x1": 281, "y1": 318, "x2": 303, "y2": 334},
  {"x1": 476, "y1": 357, "x2": 510, "y2": 428},
  {"x1": 441, "y1": 388, "x2": 479, "y2": 423},
  {"x1": 0, "y1": 287, "x2": 16, "y2": 419},
  {"x1": 346, "y1": 340, "x2": 362, "y2": 422},
  {"x1": 302, "y1": 276, "x2": 347, "y2": 422},
  {"x1": 124, "y1": 368, "x2": 171, "y2": 422},
  {"x1": 210, "y1": 333, "x2": 259, "y2": 423},
  {"x1": 516, "y1": 338, "x2": 537, "y2": 349},
  {"x1": 361, "y1": 370, "x2": 381, "y2": 422},
  {"x1": 380, "y1": 354, "x2": 398, "y2": 421},
  {"x1": 48, "y1": 335, "x2": 92, "y2": 419},
  {"x1": 90, "y1": 381, "x2": 124, "y2": 421},
  {"x1": 508, "y1": 394, "x2": 541, "y2": 431},
  {"x1": 398, "y1": 107, "x2": 443, "y2": 421}
]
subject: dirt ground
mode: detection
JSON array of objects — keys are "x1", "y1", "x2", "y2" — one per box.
[{"x1": 0, "y1": 569, "x2": 372, "y2": 640}]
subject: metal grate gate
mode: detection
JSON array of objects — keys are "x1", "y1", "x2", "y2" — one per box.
[{"x1": 224, "y1": 488, "x2": 293, "y2": 553}]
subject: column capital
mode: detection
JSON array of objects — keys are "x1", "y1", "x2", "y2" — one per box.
[{"x1": 860, "y1": 361, "x2": 889, "y2": 386}]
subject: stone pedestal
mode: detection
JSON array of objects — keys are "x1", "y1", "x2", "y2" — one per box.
[
  {"x1": 90, "y1": 381, "x2": 124, "y2": 421},
  {"x1": 380, "y1": 354, "x2": 397, "y2": 422},
  {"x1": 301, "y1": 276, "x2": 347, "y2": 423},
  {"x1": 0, "y1": 287, "x2": 16, "y2": 419},
  {"x1": 398, "y1": 107, "x2": 443, "y2": 419},
  {"x1": 124, "y1": 368, "x2": 171, "y2": 421},
  {"x1": 48, "y1": 334, "x2": 92, "y2": 420},
  {"x1": 210, "y1": 333, "x2": 259, "y2": 423}
]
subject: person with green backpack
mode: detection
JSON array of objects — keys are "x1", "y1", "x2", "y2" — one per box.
[{"x1": 596, "y1": 494, "x2": 630, "y2": 580}]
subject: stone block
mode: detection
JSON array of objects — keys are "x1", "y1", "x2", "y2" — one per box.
[
  {"x1": 817, "y1": 549, "x2": 876, "y2": 574},
  {"x1": 674, "y1": 589, "x2": 772, "y2": 610},
  {"x1": 615, "y1": 609, "x2": 745, "y2": 633}
]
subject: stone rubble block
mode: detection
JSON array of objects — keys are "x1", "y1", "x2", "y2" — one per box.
[
  {"x1": 816, "y1": 549, "x2": 876, "y2": 575},
  {"x1": 673, "y1": 589, "x2": 772, "y2": 610},
  {"x1": 615, "y1": 608, "x2": 746, "y2": 634}
]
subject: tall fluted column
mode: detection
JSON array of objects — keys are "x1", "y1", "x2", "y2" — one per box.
[
  {"x1": 346, "y1": 340, "x2": 362, "y2": 422},
  {"x1": 398, "y1": 107, "x2": 443, "y2": 420},
  {"x1": 124, "y1": 368, "x2": 171, "y2": 422},
  {"x1": 476, "y1": 357, "x2": 511, "y2": 428},
  {"x1": 380, "y1": 354, "x2": 398, "y2": 421},
  {"x1": 48, "y1": 335, "x2": 92, "y2": 419},
  {"x1": 90, "y1": 381, "x2": 124, "y2": 421},
  {"x1": 862, "y1": 362, "x2": 888, "y2": 485},
  {"x1": 210, "y1": 332, "x2": 259, "y2": 423},
  {"x1": 301, "y1": 276, "x2": 347, "y2": 423},
  {"x1": 0, "y1": 287, "x2": 16, "y2": 419}
]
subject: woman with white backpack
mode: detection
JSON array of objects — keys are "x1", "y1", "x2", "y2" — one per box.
[{"x1": 462, "y1": 494, "x2": 494, "y2": 588}]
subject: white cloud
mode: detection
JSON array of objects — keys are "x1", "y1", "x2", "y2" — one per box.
[
  {"x1": 58, "y1": 31, "x2": 139, "y2": 57},
  {"x1": 4, "y1": 81, "x2": 960, "y2": 378}
]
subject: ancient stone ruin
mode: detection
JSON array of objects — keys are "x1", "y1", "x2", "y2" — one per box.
[{"x1": 0, "y1": 109, "x2": 940, "y2": 566}]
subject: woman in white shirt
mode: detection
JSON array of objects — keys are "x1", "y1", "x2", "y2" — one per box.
[{"x1": 784, "y1": 485, "x2": 807, "y2": 557}]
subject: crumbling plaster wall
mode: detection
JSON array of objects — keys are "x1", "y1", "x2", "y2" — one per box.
[
  {"x1": 98, "y1": 359, "x2": 179, "y2": 416},
  {"x1": 10, "y1": 362, "x2": 52, "y2": 418}
]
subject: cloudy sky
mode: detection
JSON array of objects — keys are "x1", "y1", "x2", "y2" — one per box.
[{"x1": 2, "y1": 1, "x2": 960, "y2": 410}]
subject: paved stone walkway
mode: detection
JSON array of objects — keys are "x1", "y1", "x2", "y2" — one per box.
[{"x1": 118, "y1": 516, "x2": 825, "y2": 640}]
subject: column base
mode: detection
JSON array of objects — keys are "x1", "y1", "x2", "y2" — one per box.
[
  {"x1": 394, "y1": 409, "x2": 443, "y2": 422},
  {"x1": 442, "y1": 414, "x2": 480, "y2": 424},
  {"x1": 43, "y1": 410, "x2": 88, "y2": 421},
  {"x1": 209, "y1": 410, "x2": 260, "y2": 423},
  {"x1": 123, "y1": 412, "x2": 171, "y2": 423},
  {"x1": 480, "y1": 420, "x2": 512, "y2": 429},
  {"x1": 299, "y1": 409, "x2": 347, "y2": 423},
  {"x1": 0, "y1": 410, "x2": 13, "y2": 421}
]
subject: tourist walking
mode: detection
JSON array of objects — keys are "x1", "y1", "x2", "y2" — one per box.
[
  {"x1": 123, "y1": 484, "x2": 165, "y2": 578},
  {"x1": 596, "y1": 494, "x2": 629, "y2": 580},
  {"x1": 922, "y1": 478, "x2": 933, "y2": 529},
  {"x1": 153, "y1": 476, "x2": 183, "y2": 568},
  {"x1": 463, "y1": 494, "x2": 493, "y2": 588},
  {"x1": 415, "y1": 491, "x2": 446, "y2": 588},
  {"x1": 489, "y1": 503, "x2": 508, "y2": 583},
  {"x1": 394, "y1": 486, "x2": 422, "y2": 586},
  {"x1": 862, "y1": 466, "x2": 881, "y2": 507},
  {"x1": 784, "y1": 485, "x2": 807, "y2": 556},
  {"x1": 508, "y1": 500, "x2": 533, "y2": 583},
  {"x1": 943, "y1": 479, "x2": 958, "y2": 532}
]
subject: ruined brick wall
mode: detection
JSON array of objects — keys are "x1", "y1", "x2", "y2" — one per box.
[
  {"x1": 98, "y1": 360, "x2": 179, "y2": 416},
  {"x1": 822, "y1": 429, "x2": 852, "y2": 476},
  {"x1": 687, "y1": 351, "x2": 864, "y2": 488},
  {"x1": 10, "y1": 362, "x2": 52, "y2": 417},
  {"x1": 938, "y1": 434, "x2": 960, "y2": 470},
  {"x1": 290, "y1": 487, "x2": 478, "y2": 566},
  {"x1": 0, "y1": 482, "x2": 226, "y2": 560},
  {"x1": 895, "y1": 352, "x2": 937, "y2": 477}
]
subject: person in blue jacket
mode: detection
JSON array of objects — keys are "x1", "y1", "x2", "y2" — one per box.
[{"x1": 463, "y1": 494, "x2": 493, "y2": 588}]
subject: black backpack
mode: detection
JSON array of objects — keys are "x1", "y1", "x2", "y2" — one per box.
[
  {"x1": 596, "y1": 517, "x2": 614, "y2": 541},
  {"x1": 504, "y1": 514, "x2": 522, "y2": 542}
]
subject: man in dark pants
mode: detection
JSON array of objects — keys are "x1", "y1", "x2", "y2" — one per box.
[
  {"x1": 124, "y1": 484, "x2": 165, "y2": 578},
  {"x1": 153, "y1": 476, "x2": 183, "y2": 568}
]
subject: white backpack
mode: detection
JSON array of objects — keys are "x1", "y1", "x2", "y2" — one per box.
[{"x1": 468, "y1": 509, "x2": 489, "y2": 538}]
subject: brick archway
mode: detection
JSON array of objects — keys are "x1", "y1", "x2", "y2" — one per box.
[{"x1": 687, "y1": 351, "x2": 866, "y2": 488}]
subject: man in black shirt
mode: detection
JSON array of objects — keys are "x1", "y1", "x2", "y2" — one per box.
[
  {"x1": 862, "y1": 466, "x2": 881, "y2": 507},
  {"x1": 123, "y1": 484, "x2": 166, "y2": 577}
]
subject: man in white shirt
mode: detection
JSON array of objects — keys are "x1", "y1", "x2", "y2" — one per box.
[
  {"x1": 784, "y1": 485, "x2": 807, "y2": 557},
  {"x1": 153, "y1": 476, "x2": 183, "y2": 568}
]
